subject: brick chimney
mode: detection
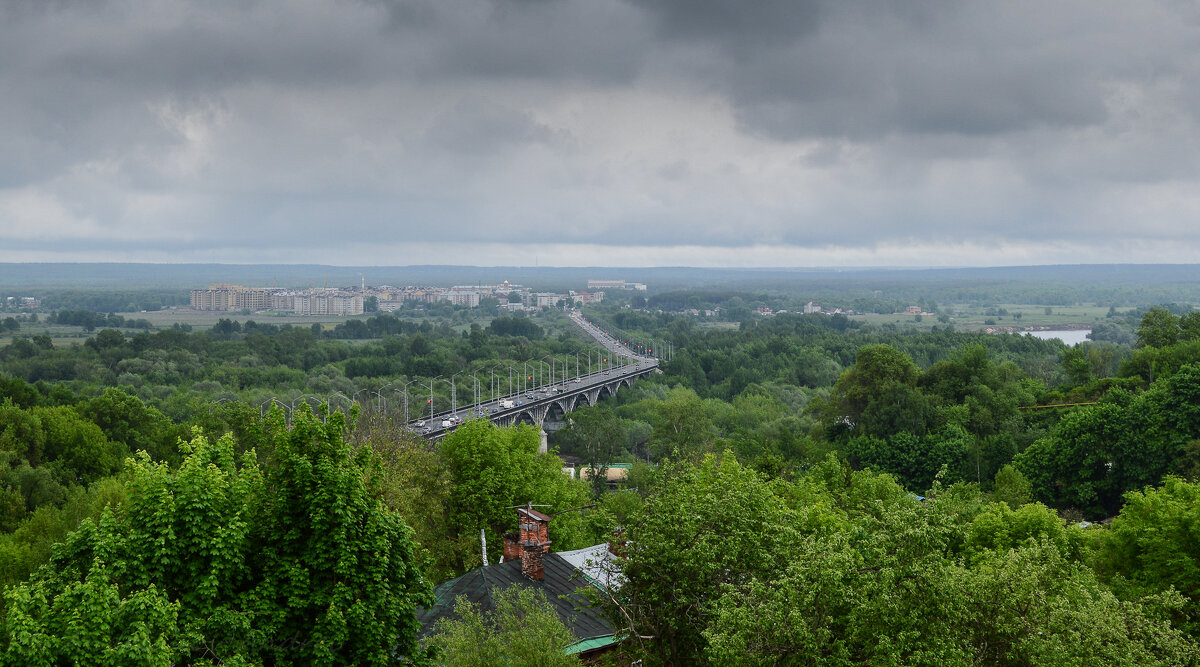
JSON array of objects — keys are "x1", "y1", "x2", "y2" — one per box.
[
  {"x1": 517, "y1": 507, "x2": 552, "y2": 580},
  {"x1": 608, "y1": 528, "x2": 626, "y2": 558},
  {"x1": 502, "y1": 532, "x2": 521, "y2": 563}
]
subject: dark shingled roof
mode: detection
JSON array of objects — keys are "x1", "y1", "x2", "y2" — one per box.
[{"x1": 418, "y1": 553, "x2": 615, "y2": 640}]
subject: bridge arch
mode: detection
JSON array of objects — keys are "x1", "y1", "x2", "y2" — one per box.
[
  {"x1": 558, "y1": 395, "x2": 583, "y2": 413},
  {"x1": 546, "y1": 401, "x2": 568, "y2": 424},
  {"x1": 512, "y1": 411, "x2": 540, "y2": 427}
]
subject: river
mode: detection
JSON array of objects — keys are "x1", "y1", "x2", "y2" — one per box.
[{"x1": 1024, "y1": 329, "x2": 1092, "y2": 345}]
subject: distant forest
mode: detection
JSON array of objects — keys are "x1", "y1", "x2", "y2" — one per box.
[{"x1": 6, "y1": 263, "x2": 1200, "y2": 312}]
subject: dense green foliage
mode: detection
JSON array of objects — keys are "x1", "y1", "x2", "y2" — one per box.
[
  {"x1": 608, "y1": 453, "x2": 1199, "y2": 666},
  {"x1": 5, "y1": 287, "x2": 1200, "y2": 662},
  {"x1": 0, "y1": 311, "x2": 602, "y2": 429},
  {"x1": 0, "y1": 406, "x2": 432, "y2": 665},
  {"x1": 427, "y1": 587, "x2": 581, "y2": 666}
]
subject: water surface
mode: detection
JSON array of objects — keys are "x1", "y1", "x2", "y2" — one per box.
[{"x1": 1025, "y1": 329, "x2": 1091, "y2": 345}]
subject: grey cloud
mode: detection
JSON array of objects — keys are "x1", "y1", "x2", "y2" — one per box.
[
  {"x1": 630, "y1": 0, "x2": 1192, "y2": 142},
  {"x1": 3, "y1": 0, "x2": 1200, "y2": 263},
  {"x1": 423, "y1": 98, "x2": 567, "y2": 155},
  {"x1": 420, "y1": 0, "x2": 649, "y2": 83},
  {"x1": 629, "y1": 0, "x2": 824, "y2": 52}
]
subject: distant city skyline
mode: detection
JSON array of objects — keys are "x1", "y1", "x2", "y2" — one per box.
[{"x1": 3, "y1": 1, "x2": 1200, "y2": 267}]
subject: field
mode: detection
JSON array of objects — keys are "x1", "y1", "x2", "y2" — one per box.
[{"x1": 853, "y1": 303, "x2": 1114, "y2": 332}]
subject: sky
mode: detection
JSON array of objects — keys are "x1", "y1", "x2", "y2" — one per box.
[{"x1": 3, "y1": 0, "x2": 1200, "y2": 268}]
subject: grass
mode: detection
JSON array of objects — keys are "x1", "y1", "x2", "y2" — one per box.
[{"x1": 852, "y1": 303, "x2": 1112, "y2": 333}]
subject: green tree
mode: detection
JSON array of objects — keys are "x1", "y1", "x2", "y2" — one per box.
[
  {"x1": 990, "y1": 464, "x2": 1033, "y2": 509},
  {"x1": 33, "y1": 406, "x2": 126, "y2": 485},
  {"x1": 0, "y1": 403, "x2": 46, "y2": 466},
  {"x1": 0, "y1": 407, "x2": 434, "y2": 666},
  {"x1": 558, "y1": 407, "x2": 625, "y2": 497},
  {"x1": 845, "y1": 425, "x2": 970, "y2": 492},
  {"x1": 427, "y1": 587, "x2": 581, "y2": 667},
  {"x1": 1062, "y1": 346, "x2": 1093, "y2": 385},
  {"x1": 703, "y1": 476, "x2": 1199, "y2": 666},
  {"x1": 351, "y1": 411, "x2": 462, "y2": 583},
  {"x1": 611, "y1": 453, "x2": 797, "y2": 665},
  {"x1": 1100, "y1": 476, "x2": 1200, "y2": 606},
  {"x1": 1179, "y1": 311, "x2": 1200, "y2": 341},
  {"x1": 824, "y1": 344, "x2": 920, "y2": 433},
  {"x1": 1012, "y1": 404, "x2": 1125, "y2": 516},
  {"x1": 77, "y1": 388, "x2": 185, "y2": 466},
  {"x1": 439, "y1": 420, "x2": 591, "y2": 568},
  {"x1": 247, "y1": 406, "x2": 433, "y2": 665},
  {"x1": 1138, "y1": 307, "x2": 1181, "y2": 348},
  {"x1": 649, "y1": 387, "x2": 714, "y2": 460}
]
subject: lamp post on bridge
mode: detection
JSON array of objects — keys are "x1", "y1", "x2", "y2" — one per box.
[
  {"x1": 507, "y1": 364, "x2": 519, "y2": 398},
  {"x1": 290, "y1": 394, "x2": 321, "y2": 424},
  {"x1": 329, "y1": 392, "x2": 352, "y2": 414},
  {"x1": 401, "y1": 379, "x2": 421, "y2": 424},
  {"x1": 429, "y1": 375, "x2": 442, "y2": 421},
  {"x1": 375, "y1": 382, "x2": 395, "y2": 413},
  {"x1": 352, "y1": 388, "x2": 371, "y2": 411},
  {"x1": 449, "y1": 372, "x2": 463, "y2": 417},
  {"x1": 471, "y1": 373, "x2": 481, "y2": 414}
]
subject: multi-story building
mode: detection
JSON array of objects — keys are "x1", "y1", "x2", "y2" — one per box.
[
  {"x1": 437, "y1": 290, "x2": 481, "y2": 307},
  {"x1": 535, "y1": 293, "x2": 567, "y2": 308},
  {"x1": 587, "y1": 280, "x2": 646, "y2": 291},
  {"x1": 190, "y1": 284, "x2": 273, "y2": 311},
  {"x1": 587, "y1": 280, "x2": 626, "y2": 290},
  {"x1": 570, "y1": 290, "x2": 604, "y2": 303},
  {"x1": 293, "y1": 291, "x2": 364, "y2": 316}
]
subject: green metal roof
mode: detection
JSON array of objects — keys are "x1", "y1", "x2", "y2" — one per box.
[{"x1": 564, "y1": 634, "x2": 619, "y2": 655}]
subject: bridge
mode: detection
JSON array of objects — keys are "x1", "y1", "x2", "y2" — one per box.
[{"x1": 413, "y1": 311, "x2": 660, "y2": 446}]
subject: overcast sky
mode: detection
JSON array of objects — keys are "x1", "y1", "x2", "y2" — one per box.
[{"x1": 3, "y1": 0, "x2": 1200, "y2": 267}]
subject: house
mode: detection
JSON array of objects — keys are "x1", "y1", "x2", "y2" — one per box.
[{"x1": 418, "y1": 506, "x2": 624, "y2": 661}]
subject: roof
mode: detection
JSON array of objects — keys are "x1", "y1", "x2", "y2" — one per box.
[
  {"x1": 565, "y1": 635, "x2": 621, "y2": 655},
  {"x1": 417, "y1": 552, "x2": 614, "y2": 641},
  {"x1": 556, "y1": 544, "x2": 623, "y2": 593},
  {"x1": 518, "y1": 507, "x2": 553, "y2": 522}
]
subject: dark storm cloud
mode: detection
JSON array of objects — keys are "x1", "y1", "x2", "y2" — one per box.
[{"x1": 631, "y1": 0, "x2": 1164, "y2": 141}]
